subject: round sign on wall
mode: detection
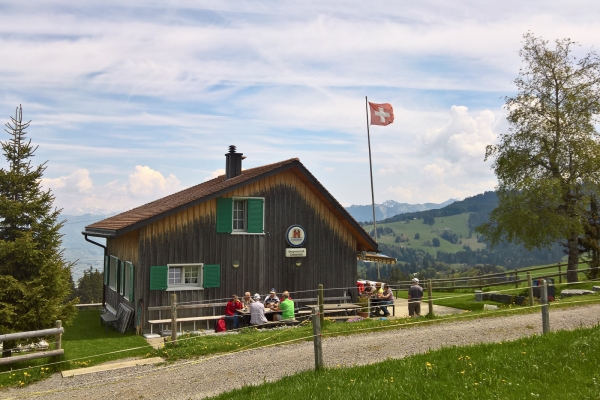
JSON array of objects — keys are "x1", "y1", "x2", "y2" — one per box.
[{"x1": 285, "y1": 225, "x2": 306, "y2": 247}]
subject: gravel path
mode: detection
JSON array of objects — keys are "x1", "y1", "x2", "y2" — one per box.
[{"x1": 3, "y1": 303, "x2": 600, "y2": 400}]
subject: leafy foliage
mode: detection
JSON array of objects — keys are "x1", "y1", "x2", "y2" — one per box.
[
  {"x1": 432, "y1": 238, "x2": 440, "y2": 247},
  {"x1": 0, "y1": 106, "x2": 77, "y2": 343}
]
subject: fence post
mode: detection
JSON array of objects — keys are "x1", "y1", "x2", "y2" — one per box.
[
  {"x1": 171, "y1": 293, "x2": 177, "y2": 345},
  {"x1": 55, "y1": 320, "x2": 62, "y2": 350},
  {"x1": 558, "y1": 264, "x2": 562, "y2": 284},
  {"x1": 527, "y1": 272, "x2": 534, "y2": 307},
  {"x1": 427, "y1": 279, "x2": 433, "y2": 317},
  {"x1": 311, "y1": 306, "x2": 323, "y2": 371},
  {"x1": 540, "y1": 279, "x2": 550, "y2": 334},
  {"x1": 318, "y1": 284, "x2": 324, "y2": 327},
  {"x1": 514, "y1": 269, "x2": 519, "y2": 288}
]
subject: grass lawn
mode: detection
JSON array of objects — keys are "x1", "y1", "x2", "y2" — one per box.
[
  {"x1": 207, "y1": 324, "x2": 600, "y2": 399},
  {"x1": 0, "y1": 309, "x2": 151, "y2": 388}
]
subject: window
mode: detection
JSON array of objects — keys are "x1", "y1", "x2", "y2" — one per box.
[
  {"x1": 168, "y1": 265, "x2": 200, "y2": 286},
  {"x1": 108, "y1": 255, "x2": 118, "y2": 290},
  {"x1": 216, "y1": 197, "x2": 264, "y2": 234},
  {"x1": 233, "y1": 200, "x2": 246, "y2": 231},
  {"x1": 150, "y1": 264, "x2": 220, "y2": 291}
]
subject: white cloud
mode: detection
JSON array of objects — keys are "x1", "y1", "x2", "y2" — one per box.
[
  {"x1": 205, "y1": 168, "x2": 225, "y2": 181},
  {"x1": 41, "y1": 166, "x2": 183, "y2": 214},
  {"x1": 128, "y1": 165, "x2": 181, "y2": 198}
]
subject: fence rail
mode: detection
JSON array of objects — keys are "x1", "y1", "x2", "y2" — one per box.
[{"x1": 0, "y1": 321, "x2": 63, "y2": 366}]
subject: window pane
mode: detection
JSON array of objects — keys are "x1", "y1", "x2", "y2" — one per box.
[
  {"x1": 184, "y1": 266, "x2": 198, "y2": 283},
  {"x1": 169, "y1": 267, "x2": 181, "y2": 284}
]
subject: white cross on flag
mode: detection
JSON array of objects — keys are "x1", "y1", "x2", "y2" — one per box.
[{"x1": 368, "y1": 102, "x2": 394, "y2": 126}]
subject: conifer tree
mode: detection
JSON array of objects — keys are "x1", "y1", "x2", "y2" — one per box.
[{"x1": 0, "y1": 105, "x2": 76, "y2": 356}]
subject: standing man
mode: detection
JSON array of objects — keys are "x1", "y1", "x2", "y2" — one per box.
[{"x1": 408, "y1": 278, "x2": 423, "y2": 317}]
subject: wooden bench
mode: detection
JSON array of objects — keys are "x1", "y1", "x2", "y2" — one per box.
[
  {"x1": 101, "y1": 303, "x2": 134, "y2": 333},
  {"x1": 147, "y1": 302, "x2": 228, "y2": 334},
  {"x1": 148, "y1": 315, "x2": 224, "y2": 334}
]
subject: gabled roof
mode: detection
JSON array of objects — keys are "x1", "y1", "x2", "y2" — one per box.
[{"x1": 84, "y1": 158, "x2": 377, "y2": 252}]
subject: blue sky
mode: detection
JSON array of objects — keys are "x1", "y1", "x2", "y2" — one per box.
[{"x1": 1, "y1": 1, "x2": 599, "y2": 215}]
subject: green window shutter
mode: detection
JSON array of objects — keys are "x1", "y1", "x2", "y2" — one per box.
[
  {"x1": 203, "y1": 264, "x2": 221, "y2": 288},
  {"x1": 119, "y1": 260, "x2": 125, "y2": 295},
  {"x1": 150, "y1": 266, "x2": 168, "y2": 290},
  {"x1": 127, "y1": 262, "x2": 135, "y2": 302},
  {"x1": 103, "y1": 256, "x2": 109, "y2": 285},
  {"x1": 216, "y1": 198, "x2": 233, "y2": 233},
  {"x1": 247, "y1": 198, "x2": 264, "y2": 233}
]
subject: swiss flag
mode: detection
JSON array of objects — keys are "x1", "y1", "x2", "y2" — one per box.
[{"x1": 369, "y1": 102, "x2": 394, "y2": 126}]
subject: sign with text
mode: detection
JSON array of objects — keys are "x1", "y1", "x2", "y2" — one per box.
[{"x1": 285, "y1": 248, "x2": 306, "y2": 258}]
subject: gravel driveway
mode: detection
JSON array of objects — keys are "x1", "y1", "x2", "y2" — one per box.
[{"x1": 3, "y1": 303, "x2": 600, "y2": 400}]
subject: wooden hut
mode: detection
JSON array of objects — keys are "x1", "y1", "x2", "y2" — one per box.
[{"x1": 83, "y1": 146, "x2": 377, "y2": 331}]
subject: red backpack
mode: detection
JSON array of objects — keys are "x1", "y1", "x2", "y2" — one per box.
[{"x1": 215, "y1": 318, "x2": 226, "y2": 332}]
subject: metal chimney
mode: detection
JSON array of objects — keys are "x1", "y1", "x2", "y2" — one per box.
[{"x1": 225, "y1": 145, "x2": 243, "y2": 179}]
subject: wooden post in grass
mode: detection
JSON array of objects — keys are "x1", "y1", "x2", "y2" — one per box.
[
  {"x1": 54, "y1": 320, "x2": 62, "y2": 363},
  {"x1": 540, "y1": 279, "x2": 550, "y2": 334},
  {"x1": 311, "y1": 306, "x2": 323, "y2": 371},
  {"x1": 527, "y1": 272, "x2": 534, "y2": 307},
  {"x1": 558, "y1": 263, "x2": 562, "y2": 284},
  {"x1": 318, "y1": 284, "x2": 324, "y2": 327},
  {"x1": 514, "y1": 269, "x2": 519, "y2": 288},
  {"x1": 427, "y1": 279, "x2": 433, "y2": 317},
  {"x1": 171, "y1": 293, "x2": 177, "y2": 345}
]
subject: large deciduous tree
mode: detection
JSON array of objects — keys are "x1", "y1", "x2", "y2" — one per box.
[
  {"x1": 477, "y1": 33, "x2": 600, "y2": 282},
  {"x1": 0, "y1": 105, "x2": 77, "y2": 356}
]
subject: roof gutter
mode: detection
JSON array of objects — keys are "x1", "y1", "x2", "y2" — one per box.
[{"x1": 83, "y1": 233, "x2": 107, "y2": 307}]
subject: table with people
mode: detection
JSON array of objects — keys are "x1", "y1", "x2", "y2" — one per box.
[
  {"x1": 361, "y1": 281, "x2": 395, "y2": 317},
  {"x1": 234, "y1": 288, "x2": 296, "y2": 327}
]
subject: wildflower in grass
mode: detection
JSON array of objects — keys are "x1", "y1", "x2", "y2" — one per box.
[
  {"x1": 461, "y1": 371, "x2": 465, "y2": 374},
  {"x1": 522, "y1": 352, "x2": 526, "y2": 354}
]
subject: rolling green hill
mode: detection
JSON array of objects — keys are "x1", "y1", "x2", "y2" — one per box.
[{"x1": 363, "y1": 212, "x2": 485, "y2": 257}]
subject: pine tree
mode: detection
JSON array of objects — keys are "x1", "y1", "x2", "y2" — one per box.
[{"x1": 0, "y1": 105, "x2": 77, "y2": 356}]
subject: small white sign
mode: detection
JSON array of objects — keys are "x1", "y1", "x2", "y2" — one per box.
[{"x1": 285, "y1": 248, "x2": 306, "y2": 258}]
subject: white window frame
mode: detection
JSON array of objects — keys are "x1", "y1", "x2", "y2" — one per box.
[
  {"x1": 231, "y1": 196, "x2": 266, "y2": 235},
  {"x1": 109, "y1": 256, "x2": 118, "y2": 291},
  {"x1": 166, "y1": 263, "x2": 204, "y2": 291},
  {"x1": 233, "y1": 199, "x2": 247, "y2": 232}
]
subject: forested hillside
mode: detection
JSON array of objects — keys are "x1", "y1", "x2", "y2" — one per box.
[{"x1": 359, "y1": 191, "x2": 565, "y2": 281}]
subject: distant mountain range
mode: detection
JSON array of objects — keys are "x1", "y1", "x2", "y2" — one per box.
[{"x1": 345, "y1": 199, "x2": 458, "y2": 223}]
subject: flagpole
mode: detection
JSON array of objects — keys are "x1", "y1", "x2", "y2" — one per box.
[{"x1": 365, "y1": 96, "x2": 378, "y2": 245}]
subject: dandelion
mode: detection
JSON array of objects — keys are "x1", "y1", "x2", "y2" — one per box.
[
  {"x1": 522, "y1": 352, "x2": 527, "y2": 354},
  {"x1": 461, "y1": 371, "x2": 465, "y2": 374}
]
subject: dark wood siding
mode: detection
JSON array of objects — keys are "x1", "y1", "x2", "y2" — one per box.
[{"x1": 136, "y1": 182, "x2": 357, "y2": 329}]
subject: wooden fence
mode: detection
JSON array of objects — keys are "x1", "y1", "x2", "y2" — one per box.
[
  {"x1": 391, "y1": 261, "x2": 593, "y2": 291},
  {"x1": 0, "y1": 321, "x2": 63, "y2": 366}
]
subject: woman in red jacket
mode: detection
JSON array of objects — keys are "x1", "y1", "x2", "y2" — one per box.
[{"x1": 225, "y1": 294, "x2": 243, "y2": 329}]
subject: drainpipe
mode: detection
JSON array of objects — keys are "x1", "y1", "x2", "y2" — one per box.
[{"x1": 83, "y1": 233, "x2": 107, "y2": 307}]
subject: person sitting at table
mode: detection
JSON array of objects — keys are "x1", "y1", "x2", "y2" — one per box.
[
  {"x1": 242, "y1": 292, "x2": 254, "y2": 308},
  {"x1": 225, "y1": 294, "x2": 243, "y2": 329},
  {"x1": 264, "y1": 289, "x2": 280, "y2": 309},
  {"x1": 370, "y1": 282, "x2": 384, "y2": 316},
  {"x1": 249, "y1": 293, "x2": 268, "y2": 325},
  {"x1": 363, "y1": 282, "x2": 374, "y2": 296},
  {"x1": 378, "y1": 284, "x2": 395, "y2": 317},
  {"x1": 272, "y1": 292, "x2": 295, "y2": 321},
  {"x1": 281, "y1": 290, "x2": 292, "y2": 300}
]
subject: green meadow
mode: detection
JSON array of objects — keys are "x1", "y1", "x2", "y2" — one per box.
[{"x1": 209, "y1": 324, "x2": 600, "y2": 400}]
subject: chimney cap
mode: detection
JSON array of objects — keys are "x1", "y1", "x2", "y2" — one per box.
[{"x1": 228, "y1": 145, "x2": 237, "y2": 154}]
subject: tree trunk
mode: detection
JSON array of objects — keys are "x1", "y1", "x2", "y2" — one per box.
[{"x1": 566, "y1": 233, "x2": 580, "y2": 282}]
